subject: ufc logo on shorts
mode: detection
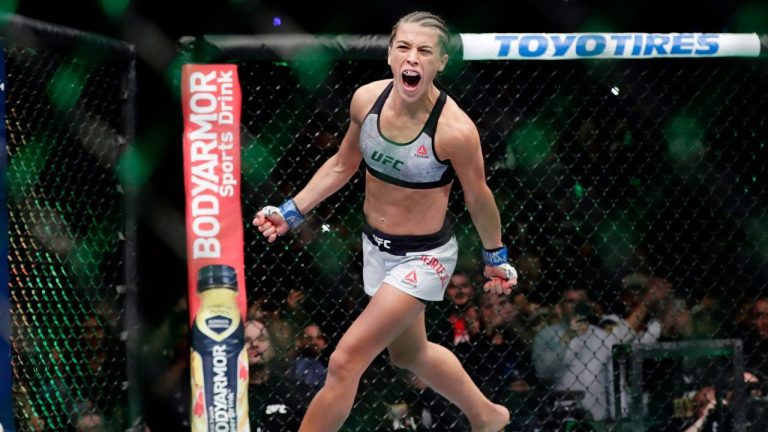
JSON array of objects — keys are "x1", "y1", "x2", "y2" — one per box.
[{"x1": 372, "y1": 234, "x2": 391, "y2": 250}]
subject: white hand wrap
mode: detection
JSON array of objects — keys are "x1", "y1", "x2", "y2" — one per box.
[
  {"x1": 260, "y1": 205, "x2": 281, "y2": 218},
  {"x1": 494, "y1": 262, "x2": 518, "y2": 281}
]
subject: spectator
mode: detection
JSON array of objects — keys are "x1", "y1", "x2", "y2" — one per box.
[
  {"x1": 246, "y1": 319, "x2": 314, "y2": 431},
  {"x1": 660, "y1": 298, "x2": 694, "y2": 341},
  {"x1": 681, "y1": 386, "x2": 720, "y2": 432},
  {"x1": 478, "y1": 291, "x2": 533, "y2": 396},
  {"x1": 644, "y1": 297, "x2": 697, "y2": 426},
  {"x1": 606, "y1": 273, "x2": 668, "y2": 419},
  {"x1": 554, "y1": 288, "x2": 589, "y2": 324},
  {"x1": 690, "y1": 295, "x2": 728, "y2": 340},
  {"x1": 670, "y1": 372, "x2": 764, "y2": 432},
  {"x1": 440, "y1": 271, "x2": 481, "y2": 346},
  {"x1": 528, "y1": 306, "x2": 554, "y2": 336},
  {"x1": 514, "y1": 252, "x2": 542, "y2": 297},
  {"x1": 742, "y1": 298, "x2": 768, "y2": 376},
  {"x1": 430, "y1": 271, "x2": 487, "y2": 383},
  {"x1": 611, "y1": 273, "x2": 664, "y2": 345},
  {"x1": 533, "y1": 296, "x2": 618, "y2": 421},
  {"x1": 287, "y1": 323, "x2": 329, "y2": 388},
  {"x1": 267, "y1": 315, "x2": 300, "y2": 371}
]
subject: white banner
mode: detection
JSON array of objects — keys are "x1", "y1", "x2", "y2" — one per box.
[{"x1": 460, "y1": 33, "x2": 761, "y2": 60}]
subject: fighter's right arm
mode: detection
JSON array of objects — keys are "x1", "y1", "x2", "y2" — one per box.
[{"x1": 253, "y1": 85, "x2": 370, "y2": 242}]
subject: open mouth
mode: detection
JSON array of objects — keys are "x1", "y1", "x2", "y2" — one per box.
[{"x1": 402, "y1": 70, "x2": 421, "y2": 91}]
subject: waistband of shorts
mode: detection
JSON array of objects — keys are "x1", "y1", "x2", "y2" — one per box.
[{"x1": 363, "y1": 219, "x2": 453, "y2": 256}]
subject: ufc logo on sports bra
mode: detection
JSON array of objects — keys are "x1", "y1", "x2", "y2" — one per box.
[
  {"x1": 372, "y1": 234, "x2": 391, "y2": 250},
  {"x1": 371, "y1": 151, "x2": 404, "y2": 171}
]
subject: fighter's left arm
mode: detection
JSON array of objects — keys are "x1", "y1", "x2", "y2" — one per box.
[{"x1": 438, "y1": 112, "x2": 517, "y2": 294}]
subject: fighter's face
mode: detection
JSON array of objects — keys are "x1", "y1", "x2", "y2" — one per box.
[{"x1": 387, "y1": 23, "x2": 448, "y2": 101}]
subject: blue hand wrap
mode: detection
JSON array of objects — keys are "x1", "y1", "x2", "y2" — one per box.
[
  {"x1": 279, "y1": 198, "x2": 305, "y2": 230},
  {"x1": 482, "y1": 246, "x2": 508, "y2": 266}
]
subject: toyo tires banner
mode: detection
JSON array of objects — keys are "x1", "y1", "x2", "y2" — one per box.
[{"x1": 459, "y1": 32, "x2": 762, "y2": 60}]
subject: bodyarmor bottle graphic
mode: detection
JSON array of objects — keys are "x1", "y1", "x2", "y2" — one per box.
[{"x1": 190, "y1": 264, "x2": 249, "y2": 432}]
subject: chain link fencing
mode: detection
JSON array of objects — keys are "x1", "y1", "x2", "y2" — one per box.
[
  {"x1": 2, "y1": 14, "x2": 136, "y2": 432},
  {"x1": 186, "y1": 36, "x2": 768, "y2": 431}
]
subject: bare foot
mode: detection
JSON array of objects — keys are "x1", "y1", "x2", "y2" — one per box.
[{"x1": 472, "y1": 403, "x2": 510, "y2": 432}]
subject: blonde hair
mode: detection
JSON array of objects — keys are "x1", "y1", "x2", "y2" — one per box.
[{"x1": 389, "y1": 11, "x2": 450, "y2": 55}]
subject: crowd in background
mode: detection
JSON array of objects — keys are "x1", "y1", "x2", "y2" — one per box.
[
  {"x1": 132, "y1": 255, "x2": 768, "y2": 432},
  {"x1": 236, "y1": 262, "x2": 768, "y2": 431}
]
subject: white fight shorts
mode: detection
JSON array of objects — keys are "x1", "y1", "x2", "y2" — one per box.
[{"x1": 361, "y1": 220, "x2": 458, "y2": 302}]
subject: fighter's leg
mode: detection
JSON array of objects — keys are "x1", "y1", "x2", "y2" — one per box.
[
  {"x1": 299, "y1": 283, "x2": 426, "y2": 432},
  {"x1": 387, "y1": 311, "x2": 510, "y2": 432}
]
